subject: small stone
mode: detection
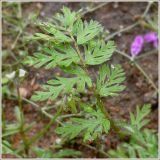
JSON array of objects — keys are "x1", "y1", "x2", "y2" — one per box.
[{"x1": 19, "y1": 87, "x2": 29, "y2": 98}]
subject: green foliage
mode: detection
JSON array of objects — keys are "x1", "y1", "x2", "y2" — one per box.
[
  {"x1": 84, "y1": 40, "x2": 115, "y2": 65},
  {"x1": 119, "y1": 104, "x2": 151, "y2": 133},
  {"x1": 2, "y1": 107, "x2": 34, "y2": 157},
  {"x1": 108, "y1": 129, "x2": 158, "y2": 158},
  {"x1": 129, "y1": 104, "x2": 151, "y2": 130},
  {"x1": 24, "y1": 6, "x2": 123, "y2": 102},
  {"x1": 23, "y1": 6, "x2": 127, "y2": 157},
  {"x1": 2, "y1": 140, "x2": 20, "y2": 157},
  {"x1": 145, "y1": 12, "x2": 158, "y2": 32},
  {"x1": 3, "y1": 107, "x2": 34, "y2": 138},
  {"x1": 32, "y1": 65, "x2": 92, "y2": 101},
  {"x1": 34, "y1": 148, "x2": 82, "y2": 158},
  {"x1": 38, "y1": 22, "x2": 72, "y2": 42},
  {"x1": 30, "y1": 33, "x2": 55, "y2": 41},
  {"x1": 74, "y1": 19, "x2": 103, "y2": 44},
  {"x1": 3, "y1": 4, "x2": 158, "y2": 159},
  {"x1": 56, "y1": 104, "x2": 110, "y2": 142},
  {"x1": 23, "y1": 44, "x2": 80, "y2": 69},
  {"x1": 96, "y1": 64, "x2": 125, "y2": 97},
  {"x1": 55, "y1": 7, "x2": 78, "y2": 29},
  {"x1": 108, "y1": 105, "x2": 158, "y2": 158},
  {"x1": 62, "y1": 65, "x2": 92, "y2": 91}
]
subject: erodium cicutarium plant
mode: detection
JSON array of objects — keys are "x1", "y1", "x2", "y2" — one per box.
[
  {"x1": 24, "y1": 6, "x2": 126, "y2": 142},
  {"x1": 23, "y1": 7, "x2": 157, "y2": 158}
]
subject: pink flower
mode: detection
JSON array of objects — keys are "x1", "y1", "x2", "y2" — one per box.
[
  {"x1": 130, "y1": 35, "x2": 144, "y2": 57},
  {"x1": 144, "y1": 32, "x2": 158, "y2": 48},
  {"x1": 144, "y1": 32, "x2": 158, "y2": 43},
  {"x1": 153, "y1": 40, "x2": 158, "y2": 48}
]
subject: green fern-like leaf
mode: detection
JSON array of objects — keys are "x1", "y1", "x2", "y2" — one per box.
[
  {"x1": 96, "y1": 64, "x2": 125, "y2": 97},
  {"x1": 38, "y1": 22, "x2": 72, "y2": 42},
  {"x1": 108, "y1": 129, "x2": 158, "y2": 158},
  {"x1": 108, "y1": 104, "x2": 157, "y2": 158},
  {"x1": 62, "y1": 65, "x2": 92, "y2": 92},
  {"x1": 32, "y1": 66, "x2": 92, "y2": 101},
  {"x1": 23, "y1": 44, "x2": 80, "y2": 69},
  {"x1": 30, "y1": 33, "x2": 55, "y2": 41},
  {"x1": 84, "y1": 40, "x2": 115, "y2": 65},
  {"x1": 123, "y1": 104, "x2": 151, "y2": 132},
  {"x1": 55, "y1": 105, "x2": 110, "y2": 142},
  {"x1": 74, "y1": 19, "x2": 103, "y2": 44},
  {"x1": 55, "y1": 7, "x2": 78, "y2": 28},
  {"x1": 32, "y1": 77, "x2": 76, "y2": 101}
]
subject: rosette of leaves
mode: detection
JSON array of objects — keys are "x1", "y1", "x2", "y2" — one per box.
[{"x1": 24, "y1": 7, "x2": 125, "y2": 142}]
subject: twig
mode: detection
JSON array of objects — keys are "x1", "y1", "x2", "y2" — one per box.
[
  {"x1": 105, "y1": 22, "x2": 139, "y2": 41},
  {"x1": 134, "y1": 49, "x2": 157, "y2": 60},
  {"x1": 11, "y1": 93, "x2": 64, "y2": 125},
  {"x1": 115, "y1": 49, "x2": 132, "y2": 60},
  {"x1": 15, "y1": 78, "x2": 29, "y2": 156},
  {"x1": 82, "y1": 144, "x2": 109, "y2": 157},
  {"x1": 58, "y1": 112, "x2": 83, "y2": 119},
  {"x1": 134, "y1": 61, "x2": 158, "y2": 92},
  {"x1": 141, "y1": 1, "x2": 153, "y2": 19},
  {"x1": 11, "y1": 30, "x2": 22, "y2": 50},
  {"x1": 41, "y1": 109, "x2": 64, "y2": 126},
  {"x1": 115, "y1": 49, "x2": 158, "y2": 92},
  {"x1": 105, "y1": 2, "x2": 153, "y2": 41},
  {"x1": 11, "y1": 93, "x2": 39, "y2": 109},
  {"x1": 81, "y1": 2, "x2": 109, "y2": 17},
  {"x1": 17, "y1": 3, "x2": 22, "y2": 19}
]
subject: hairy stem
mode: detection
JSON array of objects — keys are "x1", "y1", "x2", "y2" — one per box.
[
  {"x1": 69, "y1": 33, "x2": 87, "y2": 68},
  {"x1": 69, "y1": 32, "x2": 123, "y2": 135},
  {"x1": 15, "y1": 79, "x2": 29, "y2": 156}
]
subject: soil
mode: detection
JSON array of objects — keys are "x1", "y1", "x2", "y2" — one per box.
[{"x1": 2, "y1": 2, "x2": 158, "y2": 158}]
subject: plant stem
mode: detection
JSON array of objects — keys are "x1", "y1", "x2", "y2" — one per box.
[
  {"x1": 105, "y1": 2, "x2": 153, "y2": 41},
  {"x1": 27, "y1": 105, "x2": 63, "y2": 146},
  {"x1": 69, "y1": 34, "x2": 87, "y2": 68},
  {"x1": 69, "y1": 32, "x2": 92, "y2": 77},
  {"x1": 115, "y1": 49, "x2": 158, "y2": 92},
  {"x1": 69, "y1": 32, "x2": 123, "y2": 135},
  {"x1": 11, "y1": 93, "x2": 65, "y2": 126},
  {"x1": 15, "y1": 79, "x2": 29, "y2": 156},
  {"x1": 105, "y1": 22, "x2": 139, "y2": 41},
  {"x1": 95, "y1": 94, "x2": 125, "y2": 137},
  {"x1": 82, "y1": 143, "x2": 109, "y2": 157},
  {"x1": 81, "y1": 2, "x2": 109, "y2": 17},
  {"x1": 141, "y1": 1, "x2": 153, "y2": 19},
  {"x1": 134, "y1": 49, "x2": 157, "y2": 60},
  {"x1": 17, "y1": 3, "x2": 22, "y2": 19},
  {"x1": 41, "y1": 108, "x2": 64, "y2": 126},
  {"x1": 134, "y1": 61, "x2": 158, "y2": 92}
]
